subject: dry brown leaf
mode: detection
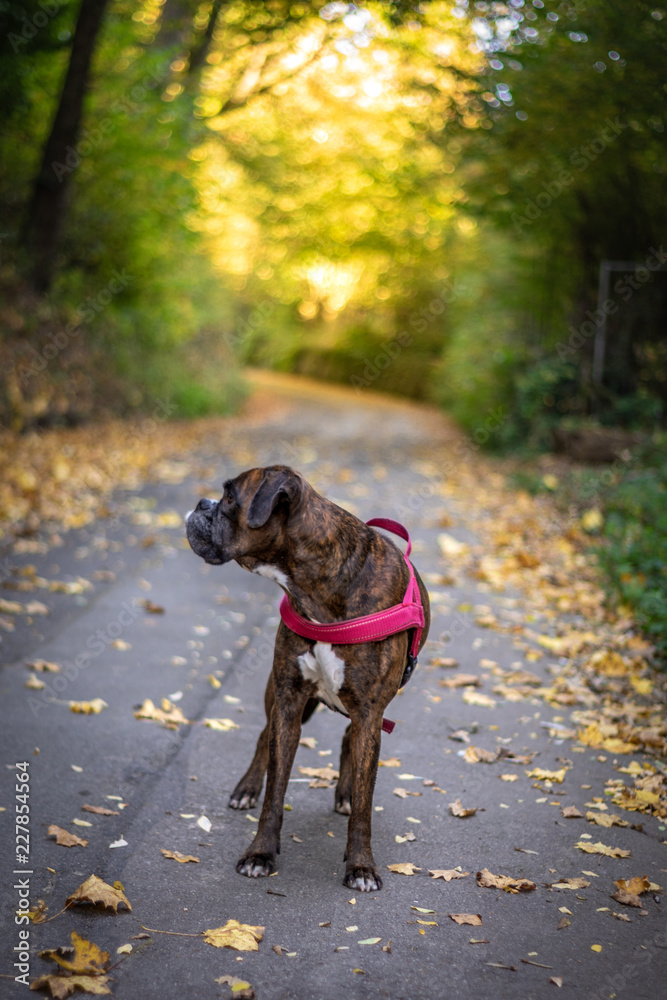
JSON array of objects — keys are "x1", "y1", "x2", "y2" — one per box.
[
  {"x1": 299, "y1": 736, "x2": 317, "y2": 749},
  {"x1": 30, "y1": 974, "x2": 112, "y2": 998},
  {"x1": 387, "y1": 862, "x2": 422, "y2": 876},
  {"x1": 449, "y1": 798, "x2": 477, "y2": 818},
  {"x1": 585, "y1": 811, "x2": 628, "y2": 828},
  {"x1": 393, "y1": 787, "x2": 420, "y2": 799},
  {"x1": 139, "y1": 599, "x2": 164, "y2": 614},
  {"x1": 297, "y1": 765, "x2": 339, "y2": 781},
  {"x1": 69, "y1": 699, "x2": 108, "y2": 715},
  {"x1": 204, "y1": 718, "x2": 239, "y2": 732},
  {"x1": 449, "y1": 913, "x2": 482, "y2": 926},
  {"x1": 440, "y1": 673, "x2": 481, "y2": 688},
  {"x1": 614, "y1": 875, "x2": 651, "y2": 895},
  {"x1": 550, "y1": 977, "x2": 564, "y2": 988},
  {"x1": 431, "y1": 656, "x2": 458, "y2": 668},
  {"x1": 463, "y1": 746, "x2": 498, "y2": 764},
  {"x1": 160, "y1": 849, "x2": 200, "y2": 863},
  {"x1": 547, "y1": 877, "x2": 591, "y2": 891},
  {"x1": 476, "y1": 868, "x2": 536, "y2": 893},
  {"x1": 39, "y1": 931, "x2": 110, "y2": 975},
  {"x1": 561, "y1": 805, "x2": 583, "y2": 819},
  {"x1": 429, "y1": 869, "x2": 471, "y2": 881},
  {"x1": 48, "y1": 825, "x2": 88, "y2": 848},
  {"x1": 204, "y1": 920, "x2": 265, "y2": 952},
  {"x1": 134, "y1": 698, "x2": 189, "y2": 728},
  {"x1": 82, "y1": 804, "x2": 119, "y2": 816},
  {"x1": 378, "y1": 757, "x2": 401, "y2": 767},
  {"x1": 574, "y1": 841, "x2": 631, "y2": 858},
  {"x1": 66, "y1": 874, "x2": 132, "y2": 912}
]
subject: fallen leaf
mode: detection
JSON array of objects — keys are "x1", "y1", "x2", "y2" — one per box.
[
  {"x1": 526, "y1": 767, "x2": 567, "y2": 784},
  {"x1": 557, "y1": 917, "x2": 570, "y2": 930},
  {"x1": 378, "y1": 757, "x2": 401, "y2": 767},
  {"x1": 69, "y1": 699, "x2": 108, "y2": 715},
  {"x1": 82, "y1": 805, "x2": 119, "y2": 816},
  {"x1": 449, "y1": 913, "x2": 482, "y2": 926},
  {"x1": 476, "y1": 869, "x2": 536, "y2": 893},
  {"x1": 215, "y1": 974, "x2": 254, "y2": 998},
  {"x1": 585, "y1": 811, "x2": 628, "y2": 829},
  {"x1": 48, "y1": 825, "x2": 88, "y2": 848},
  {"x1": 440, "y1": 673, "x2": 481, "y2": 688},
  {"x1": 574, "y1": 841, "x2": 631, "y2": 858},
  {"x1": 71, "y1": 818, "x2": 93, "y2": 827},
  {"x1": 116, "y1": 944, "x2": 132, "y2": 955},
  {"x1": 134, "y1": 698, "x2": 189, "y2": 728},
  {"x1": 591, "y1": 944, "x2": 602, "y2": 953},
  {"x1": 204, "y1": 718, "x2": 239, "y2": 732},
  {"x1": 30, "y1": 974, "x2": 112, "y2": 997},
  {"x1": 139, "y1": 599, "x2": 164, "y2": 614},
  {"x1": 297, "y1": 765, "x2": 339, "y2": 781},
  {"x1": 357, "y1": 937, "x2": 382, "y2": 945},
  {"x1": 449, "y1": 729, "x2": 471, "y2": 743},
  {"x1": 26, "y1": 674, "x2": 45, "y2": 690},
  {"x1": 395, "y1": 832, "x2": 417, "y2": 843},
  {"x1": 111, "y1": 639, "x2": 131, "y2": 651},
  {"x1": 500, "y1": 773, "x2": 518, "y2": 782},
  {"x1": 387, "y1": 862, "x2": 421, "y2": 876},
  {"x1": 197, "y1": 815, "x2": 212, "y2": 832},
  {"x1": 449, "y1": 798, "x2": 477, "y2": 818},
  {"x1": 204, "y1": 920, "x2": 265, "y2": 952},
  {"x1": 27, "y1": 659, "x2": 60, "y2": 672},
  {"x1": 546, "y1": 877, "x2": 591, "y2": 891},
  {"x1": 614, "y1": 875, "x2": 651, "y2": 895},
  {"x1": 463, "y1": 746, "x2": 498, "y2": 764},
  {"x1": 299, "y1": 736, "x2": 317, "y2": 749},
  {"x1": 411, "y1": 906, "x2": 436, "y2": 913},
  {"x1": 39, "y1": 932, "x2": 109, "y2": 975},
  {"x1": 561, "y1": 805, "x2": 583, "y2": 818},
  {"x1": 66, "y1": 874, "x2": 132, "y2": 912},
  {"x1": 382, "y1": 941, "x2": 392, "y2": 953},
  {"x1": 429, "y1": 869, "x2": 471, "y2": 881},
  {"x1": 160, "y1": 849, "x2": 200, "y2": 863},
  {"x1": 462, "y1": 689, "x2": 496, "y2": 708}
]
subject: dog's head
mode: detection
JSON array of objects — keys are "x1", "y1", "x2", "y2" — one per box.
[{"x1": 185, "y1": 465, "x2": 304, "y2": 567}]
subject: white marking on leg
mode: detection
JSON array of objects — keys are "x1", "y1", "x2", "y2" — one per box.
[{"x1": 298, "y1": 643, "x2": 346, "y2": 714}]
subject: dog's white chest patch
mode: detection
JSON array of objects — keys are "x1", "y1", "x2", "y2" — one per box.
[
  {"x1": 253, "y1": 564, "x2": 290, "y2": 590},
  {"x1": 298, "y1": 643, "x2": 347, "y2": 714}
]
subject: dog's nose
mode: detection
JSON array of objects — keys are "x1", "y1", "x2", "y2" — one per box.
[{"x1": 196, "y1": 498, "x2": 215, "y2": 513}]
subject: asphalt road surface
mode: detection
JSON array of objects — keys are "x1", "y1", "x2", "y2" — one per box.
[{"x1": 1, "y1": 373, "x2": 665, "y2": 1000}]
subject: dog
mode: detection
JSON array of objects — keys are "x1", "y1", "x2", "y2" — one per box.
[{"x1": 186, "y1": 465, "x2": 430, "y2": 891}]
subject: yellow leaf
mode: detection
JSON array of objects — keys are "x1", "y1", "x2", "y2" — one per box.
[
  {"x1": 387, "y1": 862, "x2": 422, "y2": 875},
  {"x1": 205, "y1": 718, "x2": 239, "y2": 732},
  {"x1": 297, "y1": 765, "x2": 339, "y2": 781},
  {"x1": 462, "y1": 688, "x2": 496, "y2": 708},
  {"x1": 581, "y1": 509, "x2": 603, "y2": 532},
  {"x1": 204, "y1": 920, "x2": 265, "y2": 952},
  {"x1": 526, "y1": 767, "x2": 567, "y2": 784},
  {"x1": 69, "y1": 699, "x2": 107, "y2": 715},
  {"x1": 39, "y1": 931, "x2": 110, "y2": 975},
  {"x1": 134, "y1": 698, "x2": 189, "y2": 728},
  {"x1": 630, "y1": 676, "x2": 653, "y2": 695},
  {"x1": 66, "y1": 874, "x2": 132, "y2": 912},
  {"x1": 591, "y1": 944, "x2": 602, "y2": 953},
  {"x1": 378, "y1": 757, "x2": 401, "y2": 767},
  {"x1": 574, "y1": 841, "x2": 631, "y2": 858},
  {"x1": 463, "y1": 745, "x2": 498, "y2": 764}
]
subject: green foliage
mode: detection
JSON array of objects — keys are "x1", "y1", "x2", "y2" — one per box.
[{"x1": 595, "y1": 463, "x2": 667, "y2": 658}]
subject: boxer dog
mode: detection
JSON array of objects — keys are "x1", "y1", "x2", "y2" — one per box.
[{"x1": 186, "y1": 465, "x2": 430, "y2": 891}]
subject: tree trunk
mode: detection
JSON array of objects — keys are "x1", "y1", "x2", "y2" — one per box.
[
  {"x1": 24, "y1": 0, "x2": 110, "y2": 293},
  {"x1": 187, "y1": 0, "x2": 226, "y2": 78}
]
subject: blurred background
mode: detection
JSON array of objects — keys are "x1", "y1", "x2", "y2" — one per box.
[
  {"x1": 1, "y1": 2, "x2": 666, "y2": 646},
  {"x1": 2, "y1": 0, "x2": 665, "y2": 436}
]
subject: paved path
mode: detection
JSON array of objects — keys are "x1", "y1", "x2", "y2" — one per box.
[{"x1": 1, "y1": 372, "x2": 665, "y2": 1000}]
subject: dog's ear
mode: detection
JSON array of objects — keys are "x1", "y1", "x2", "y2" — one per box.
[{"x1": 246, "y1": 468, "x2": 301, "y2": 528}]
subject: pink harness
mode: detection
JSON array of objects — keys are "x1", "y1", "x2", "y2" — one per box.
[{"x1": 279, "y1": 518, "x2": 425, "y2": 734}]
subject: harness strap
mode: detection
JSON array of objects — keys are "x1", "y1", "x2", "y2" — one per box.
[{"x1": 279, "y1": 518, "x2": 425, "y2": 734}]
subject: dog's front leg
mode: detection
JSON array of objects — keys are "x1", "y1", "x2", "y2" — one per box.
[
  {"x1": 236, "y1": 669, "x2": 309, "y2": 878},
  {"x1": 343, "y1": 715, "x2": 383, "y2": 892}
]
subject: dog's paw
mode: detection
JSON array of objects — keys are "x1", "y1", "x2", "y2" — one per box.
[
  {"x1": 228, "y1": 789, "x2": 258, "y2": 810},
  {"x1": 236, "y1": 852, "x2": 276, "y2": 878},
  {"x1": 334, "y1": 794, "x2": 351, "y2": 815},
  {"x1": 343, "y1": 865, "x2": 382, "y2": 893}
]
